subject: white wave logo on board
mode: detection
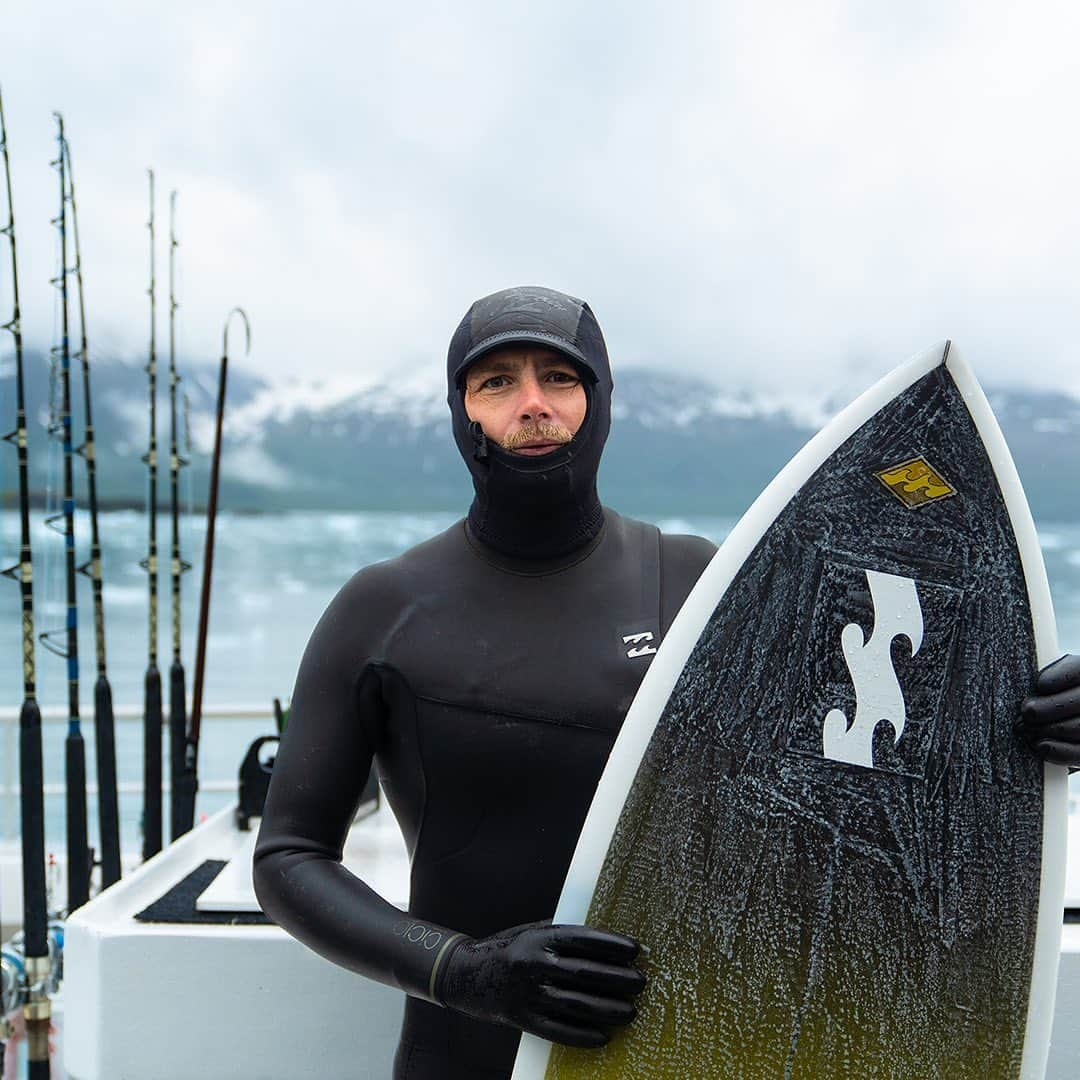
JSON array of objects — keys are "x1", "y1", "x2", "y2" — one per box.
[{"x1": 822, "y1": 569, "x2": 923, "y2": 770}]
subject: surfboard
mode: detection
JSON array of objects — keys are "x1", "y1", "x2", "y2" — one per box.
[{"x1": 512, "y1": 342, "x2": 1068, "y2": 1080}]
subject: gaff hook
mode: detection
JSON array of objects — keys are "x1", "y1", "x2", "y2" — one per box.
[{"x1": 223, "y1": 306, "x2": 251, "y2": 359}]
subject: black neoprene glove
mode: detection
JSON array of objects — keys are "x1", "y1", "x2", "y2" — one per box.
[
  {"x1": 434, "y1": 920, "x2": 645, "y2": 1047},
  {"x1": 1021, "y1": 653, "x2": 1080, "y2": 770}
]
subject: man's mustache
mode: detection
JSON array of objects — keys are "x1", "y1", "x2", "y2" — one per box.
[{"x1": 500, "y1": 423, "x2": 574, "y2": 451}]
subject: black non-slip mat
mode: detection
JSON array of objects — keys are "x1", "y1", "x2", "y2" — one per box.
[{"x1": 135, "y1": 859, "x2": 272, "y2": 925}]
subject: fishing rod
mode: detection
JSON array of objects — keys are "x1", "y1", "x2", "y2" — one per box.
[
  {"x1": 177, "y1": 307, "x2": 250, "y2": 835},
  {"x1": 167, "y1": 190, "x2": 191, "y2": 841},
  {"x1": 40, "y1": 112, "x2": 90, "y2": 913},
  {"x1": 65, "y1": 134, "x2": 121, "y2": 887},
  {"x1": 142, "y1": 169, "x2": 163, "y2": 860},
  {"x1": 0, "y1": 84, "x2": 52, "y2": 1079}
]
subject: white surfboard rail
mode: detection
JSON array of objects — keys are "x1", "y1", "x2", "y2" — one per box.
[{"x1": 948, "y1": 347, "x2": 1067, "y2": 1079}]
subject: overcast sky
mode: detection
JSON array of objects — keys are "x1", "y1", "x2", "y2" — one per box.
[{"x1": 0, "y1": 2, "x2": 1078, "y2": 400}]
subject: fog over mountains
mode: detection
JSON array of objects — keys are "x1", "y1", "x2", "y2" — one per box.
[{"x1": 2, "y1": 351, "x2": 1079, "y2": 521}]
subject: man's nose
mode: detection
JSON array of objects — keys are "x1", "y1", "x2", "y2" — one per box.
[{"x1": 517, "y1": 374, "x2": 552, "y2": 421}]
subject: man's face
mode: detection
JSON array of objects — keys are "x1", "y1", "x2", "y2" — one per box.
[{"x1": 463, "y1": 346, "x2": 587, "y2": 456}]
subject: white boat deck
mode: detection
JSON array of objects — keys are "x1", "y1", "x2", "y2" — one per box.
[{"x1": 62, "y1": 804, "x2": 409, "y2": 1080}]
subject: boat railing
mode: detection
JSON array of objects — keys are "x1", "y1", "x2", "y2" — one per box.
[{"x1": 0, "y1": 702, "x2": 275, "y2": 843}]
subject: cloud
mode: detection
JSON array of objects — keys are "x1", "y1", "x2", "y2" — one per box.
[{"x1": 0, "y1": 0, "x2": 1077, "y2": 402}]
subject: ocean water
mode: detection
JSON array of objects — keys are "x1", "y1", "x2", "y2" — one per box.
[{"x1": 1, "y1": 508, "x2": 1079, "y2": 854}]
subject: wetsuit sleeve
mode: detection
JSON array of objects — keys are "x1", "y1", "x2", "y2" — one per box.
[{"x1": 253, "y1": 571, "x2": 459, "y2": 1003}]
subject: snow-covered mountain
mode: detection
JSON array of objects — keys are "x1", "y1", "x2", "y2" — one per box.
[{"x1": 2, "y1": 352, "x2": 1078, "y2": 520}]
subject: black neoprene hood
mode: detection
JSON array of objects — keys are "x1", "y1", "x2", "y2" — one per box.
[{"x1": 446, "y1": 285, "x2": 614, "y2": 560}]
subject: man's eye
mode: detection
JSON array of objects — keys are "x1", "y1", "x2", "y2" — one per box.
[
  {"x1": 480, "y1": 375, "x2": 509, "y2": 390},
  {"x1": 547, "y1": 371, "x2": 578, "y2": 384}
]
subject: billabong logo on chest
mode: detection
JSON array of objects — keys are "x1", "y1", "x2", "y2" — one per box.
[
  {"x1": 622, "y1": 631, "x2": 657, "y2": 659},
  {"x1": 822, "y1": 569, "x2": 923, "y2": 770}
]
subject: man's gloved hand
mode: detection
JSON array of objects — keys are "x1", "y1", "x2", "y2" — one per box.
[
  {"x1": 435, "y1": 920, "x2": 645, "y2": 1047},
  {"x1": 1021, "y1": 654, "x2": 1080, "y2": 769}
]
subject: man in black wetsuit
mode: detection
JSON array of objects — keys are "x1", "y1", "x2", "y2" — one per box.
[{"x1": 254, "y1": 286, "x2": 1080, "y2": 1079}]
